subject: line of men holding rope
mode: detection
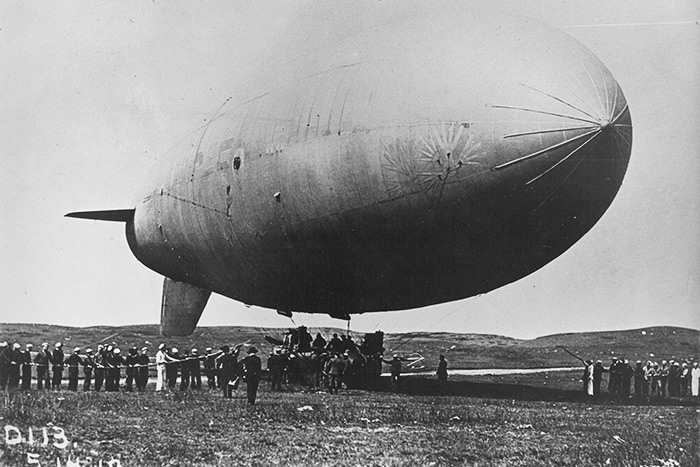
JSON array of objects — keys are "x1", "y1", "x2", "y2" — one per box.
[{"x1": 580, "y1": 355, "x2": 700, "y2": 399}]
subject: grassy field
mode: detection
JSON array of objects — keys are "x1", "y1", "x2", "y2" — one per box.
[
  {"x1": 1, "y1": 382, "x2": 697, "y2": 467},
  {"x1": 0, "y1": 324, "x2": 698, "y2": 466}
]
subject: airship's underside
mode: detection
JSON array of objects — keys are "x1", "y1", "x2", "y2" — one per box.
[{"x1": 68, "y1": 12, "x2": 632, "y2": 336}]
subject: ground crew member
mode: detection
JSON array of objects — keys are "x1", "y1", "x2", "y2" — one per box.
[
  {"x1": 155, "y1": 344, "x2": 167, "y2": 391},
  {"x1": 593, "y1": 360, "x2": 606, "y2": 398},
  {"x1": 8, "y1": 343, "x2": 22, "y2": 389},
  {"x1": 166, "y1": 347, "x2": 180, "y2": 390},
  {"x1": 659, "y1": 360, "x2": 669, "y2": 397},
  {"x1": 34, "y1": 343, "x2": 52, "y2": 390},
  {"x1": 267, "y1": 348, "x2": 285, "y2": 391},
  {"x1": 216, "y1": 344, "x2": 242, "y2": 398},
  {"x1": 204, "y1": 347, "x2": 219, "y2": 389},
  {"x1": 240, "y1": 346, "x2": 262, "y2": 405},
  {"x1": 325, "y1": 352, "x2": 345, "y2": 395},
  {"x1": 125, "y1": 348, "x2": 138, "y2": 391},
  {"x1": 436, "y1": 355, "x2": 448, "y2": 383},
  {"x1": 65, "y1": 347, "x2": 82, "y2": 391},
  {"x1": 621, "y1": 359, "x2": 633, "y2": 397},
  {"x1": 0, "y1": 342, "x2": 9, "y2": 390},
  {"x1": 109, "y1": 348, "x2": 124, "y2": 391},
  {"x1": 634, "y1": 361, "x2": 644, "y2": 398},
  {"x1": 189, "y1": 349, "x2": 202, "y2": 390},
  {"x1": 51, "y1": 342, "x2": 65, "y2": 389},
  {"x1": 382, "y1": 354, "x2": 402, "y2": 392},
  {"x1": 137, "y1": 347, "x2": 150, "y2": 391},
  {"x1": 21, "y1": 344, "x2": 33, "y2": 390},
  {"x1": 82, "y1": 349, "x2": 95, "y2": 391},
  {"x1": 179, "y1": 349, "x2": 191, "y2": 391},
  {"x1": 93, "y1": 345, "x2": 106, "y2": 392}
]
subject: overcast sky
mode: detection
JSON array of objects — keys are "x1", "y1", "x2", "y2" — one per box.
[{"x1": 1, "y1": 1, "x2": 698, "y2": 339}]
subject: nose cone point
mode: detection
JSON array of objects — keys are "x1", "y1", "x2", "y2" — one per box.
[{"x1": 599, "y1": 119, "x2": 611, "y2": 131}]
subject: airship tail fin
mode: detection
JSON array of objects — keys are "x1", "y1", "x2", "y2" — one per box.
[
  {"x1": 65, "y1": 209, "x2": 135, "y2": 222},
  {"x1": 160, "y1": 277, "x2": 211, "y2": 336}
]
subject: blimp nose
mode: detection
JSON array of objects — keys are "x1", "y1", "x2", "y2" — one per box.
[{"x1": 490, "y1": 89, "x2": 632, "y2": 191}]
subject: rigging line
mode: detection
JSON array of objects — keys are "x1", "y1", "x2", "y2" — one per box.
[
  {"x1": 612, "y1": 127, "x2": 632, "y2": 149},
  {"x1": 491, "y1": 105, "x2": 598, "y2": 125},
  {"x1": 534, "y1": 137, "x2": 601, "y2": 211},
  {"x1": 609, "y1": 83, "x2": 620, "y2": 122},
  {"x1": 518, "y1": 83, "x2": 599, "y2": 121},
  {"x1": 503, "y1": 125, "x2": 598, "y2": 139},
  {"x1": 611, "y1": 131, "x2": 631, "y2": 154},
  {"x1": 526, "y1": 130, "x2": 601, "y2": 185},
  {"x1": 611, "y1": 104, "x2": 630, "y2": 125},
  {"x1": 492, "y1": 128, "x2": 599, "y2": 170}
]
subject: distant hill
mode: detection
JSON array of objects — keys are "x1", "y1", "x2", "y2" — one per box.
[{"x1": 0, "y1": 323, "x2": 697, "y2": 371}]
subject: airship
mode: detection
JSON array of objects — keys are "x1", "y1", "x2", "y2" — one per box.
[{"x1": 67, "y1": 11, "x2": 632, "y2": 336}]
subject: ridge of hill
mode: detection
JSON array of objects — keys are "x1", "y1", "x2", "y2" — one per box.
[{"x1": 0, "y1": 323, "x2": 697, "y2": 370}]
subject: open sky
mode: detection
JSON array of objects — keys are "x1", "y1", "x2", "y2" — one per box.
[{"x1": 1, "y1": 1, "x2": 699, "y2": 339}]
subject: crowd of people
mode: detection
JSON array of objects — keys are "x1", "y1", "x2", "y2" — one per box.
[
  {"x1": 0, "y1": 329, "x2": 389, "y2": 403},
  {"x1": 581, "y1": 356, "x2": 700, "y2": 399}
]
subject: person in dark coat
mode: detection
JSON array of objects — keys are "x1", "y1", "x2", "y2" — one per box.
[
  {"x1": 34, "y1": 343, "x2": 52, "y2": 390},
  {"x1": 312, "y1": 333, "x2": 327, "y2": 353},
  {"x1": 65, "y1": 347, "x2": 83, "y2": 391},
  {"x1": 165, "y1": 348, "x2": 180, "y2": 390},
  {"x1": 189, "y1": 349, "x2": 202, "y2": 390},
  {"x1": 240, "y1": 347, "x2": 262, "y2": 405},
  {"x1": 8, "y1": 343, "x2": 23, "y2": 389},
  {"x1": 179, "y1": 350, "x2": 191, "y2": 391},
  {"x1": 593, "y1": 360, "x2": 606, "y2": 398},
  {"x1": 108, "y1": 348, "x2": 124, "y2": 391},
  {"x1": 82, "y1": 349, "x2": 95, "y2": 391},
  {"x1": 0, "y1": 342, "x2": 9, "y2": 390},
  {"x1": 136, "y1": 347, "x2": 150, "y2": 391},
  {"x1": 267, "y1": 348, "x2": 285, "y2": 391},
  {"x1": 21, "y1": 344, "x2": 33, "y2": 390},
  {"x1": 621, "y1": 359, "x2": 634, "y2": 397},
  {"x1": 216, "y1": 344, "x2": 242, "y2": 398},
  {"x1": 93, "y1": 345, "x2": 106, "y2": 392},
  {"x1": 436, "y1": 355, "x2": 448, "y2": 383},
  {"x1": 204, "y1": 347, "x2": 220, "y2": 390},
  {"x1": 125, "y1": 348, "x2": 139, "y2": 392},
  {"x1": 633, "y1": 361, "x2": 645, "y2": 398},
  {"x1": 51, "y1": 342, "x2": 65, "y2": 389}
]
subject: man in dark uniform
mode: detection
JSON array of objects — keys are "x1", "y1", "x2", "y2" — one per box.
[
  {"x1": 109, "y1": 348, "x2": 124, "y2": 391},
  {"x1": 166, "y1": 348, "x2": 180, "y2": 390},
  {"x1": 34, "y1": 343, "x2": 52, "y2": 390},
  {"x1": 436, "y1": 355, "x2": 448, "y2": 384},
  {"x1": 8, "y1": 343, "x2": 22, "y2": 389},
  {"x1": 51, "y1": 342, "x2": 65, "y2": 390},
  {"x1": 21, "y1": 344, "x2": 33, "y2": 390},
  {"x1": 65, "y1": 347, "x2": 83, "y2": 391},
  {"x1": 125, "y1": 348, "x2": 139, "y2": 392},
  {"x1": 633, "y1": 361, "x2": 645, "y2": 398},
  {"x1": 593, "y1": 360, "x2": 606, "y2": 398},
  {"x1": 189, "y1": 348, "x2": 202, "y2": 390},
  {"x1": 0, "y1": 342, "x2": 9, "y2": 390},
  {"x1": 216, "y1": 345, "x2": 238, "y2": 398},
  {"x1": 240, "y1": 347, "x2": 262, "y2": 405},
  {"x1": 267, "y1": 348, "x2": 285, "y2": 391},
  {"x1": 136, "y1": 347, "x2": 150, "y2": 391},
  {"x1": 312, "y1": 333, "x2": 327, "y2": 353},
  {"x1": 82, "y1": 349, "x2": 95, "y2": 391},
  {"x1": 93, "y1": 345, "x2": 106, "y2": 392},
  {"x1": 179, "y1": 349, "x2": 191, "y2": 391},
  {"x1": 326, "y1": 334, "x2": 341, "y2": 353},
  {"x1": 204, "y1": 347, "x2": 219, "y2": 390},
  {"x1": 621, "y1": 359, "x2": 634, "y2": 398}
]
